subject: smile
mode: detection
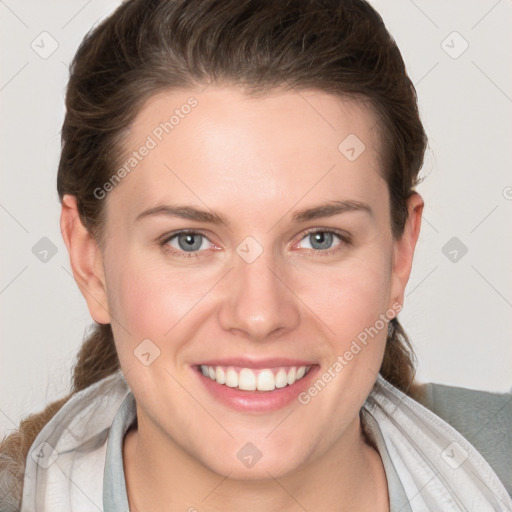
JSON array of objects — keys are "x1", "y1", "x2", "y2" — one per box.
[{"x1": 199, "y1": 364, "x2": 313, "y2": 392}]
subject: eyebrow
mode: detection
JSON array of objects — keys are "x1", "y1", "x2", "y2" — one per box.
[{"x1": 135, "y1": 200, "x2": 373, "y2": 227}]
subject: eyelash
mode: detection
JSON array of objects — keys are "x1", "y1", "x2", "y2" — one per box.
[{"x1": 159, "y1": 228, "x2": 352, "y2": 260}]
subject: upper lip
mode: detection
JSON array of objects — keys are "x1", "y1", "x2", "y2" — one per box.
[{"x1": 195, "y1": 357, "x2": 317, "y2": 369}]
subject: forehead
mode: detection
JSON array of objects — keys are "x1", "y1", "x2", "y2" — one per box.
[{"x1": 107, "y1": 85, "x2": 386, "y2": 221}]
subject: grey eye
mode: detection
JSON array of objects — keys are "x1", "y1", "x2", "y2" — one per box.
[
  {"x1": 168, "y1": 232, "x2": 210, "y2": 252},
  {"x1": 298, "y1": 231, "x2": 341, "y2": 251}
]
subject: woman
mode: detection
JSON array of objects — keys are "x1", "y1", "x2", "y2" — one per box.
[{"x1": 1, "y1": 0, "x2": 511, "y2": 511}]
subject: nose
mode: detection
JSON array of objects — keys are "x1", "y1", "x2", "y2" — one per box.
[{"x1": 217, "y1": 245, "x2": 300, "y2": 341}]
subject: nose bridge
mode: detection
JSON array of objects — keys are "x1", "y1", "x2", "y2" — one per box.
[{"x1": 218, "y1": 237, "x2": 300, "y2": 339}]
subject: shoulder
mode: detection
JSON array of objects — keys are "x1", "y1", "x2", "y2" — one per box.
[
  {"x1": 409, "y1": 380, "x2": 512, "y2": 432},
  {"x1": 410, "y1": 380, "x2": 512, "y2": 497},
  {"x1": 0, "y1": 370, "x2": 130, "y2": 512}
]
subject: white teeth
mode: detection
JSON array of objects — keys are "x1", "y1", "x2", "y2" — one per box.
[
  {"x1": 275, "y1": 368, "x2": 288, "y2": 388},
  {"x1": 199, "y1": 364, "x2": 311, "y2": 392},
  {"x1": 238, "y1": 368, "x2": 256, "y2": 391},
  {"x1": 257, "y1": 369, "x2": 275, "y2": 391},
  {"x1": 225, "y1": 368, "x2": 238, "y2": 388},
  {"x1": 215, "y1": 366, "x2": 226, "y2": 384}
]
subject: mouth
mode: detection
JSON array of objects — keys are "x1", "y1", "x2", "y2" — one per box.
[
  {"x1": 192, "y1": 361, "x2": 320, "y2": 412},
  {"x1": 194, "y1": 364, "x2": 314, "y2": 392}
]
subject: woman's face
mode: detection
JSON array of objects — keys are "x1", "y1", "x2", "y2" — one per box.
[{"x1": 78, "y1": 85, "x2": 422, "y2": 479}]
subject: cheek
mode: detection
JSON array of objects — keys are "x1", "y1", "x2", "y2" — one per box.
[
  {"x1": 104, "y1": 253, "x2": 214, "y2": 345},
  {"x1": 297, "y1": 249, "x2": 393, "y2": 341}
]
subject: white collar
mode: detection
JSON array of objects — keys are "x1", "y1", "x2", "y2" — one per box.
[
  {"x1": 20, "y1": 370, "x2": 512, "y2": 511},
  {"x1": 362, "y1": 375, "x2": 512, "y2": 511}
]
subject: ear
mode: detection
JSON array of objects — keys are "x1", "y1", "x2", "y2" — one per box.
[
  {"x1": 60, "y1": 194, "x2": 111, "y2": 324},
  {"x1": 388, "y1": 192, "x2": 424, "y2": 311}
]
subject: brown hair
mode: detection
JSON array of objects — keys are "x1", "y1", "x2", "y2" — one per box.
[{"x1": 1, "y1": 0, "x2": 426, "y2": 507}]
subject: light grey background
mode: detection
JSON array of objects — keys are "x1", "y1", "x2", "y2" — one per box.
[{"x1": 1, "y1": 0, "x2": 511, "y2": 439}]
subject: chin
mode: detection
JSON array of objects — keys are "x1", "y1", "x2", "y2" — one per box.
[{"x1": 198, "y1": 439, "x2": 309, "y2": 481}]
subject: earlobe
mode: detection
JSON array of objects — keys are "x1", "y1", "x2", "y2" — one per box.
[
  {"x1": 60, "y1": 194, "x2": 111, "y2": 324},
  {"x1": 389, "y1": 192, "x2": 424, "y2": 308}
]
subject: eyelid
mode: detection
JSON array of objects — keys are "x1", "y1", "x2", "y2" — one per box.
[
  {"x1": 290, "y1": 227, "x2": 352, "y2": 258},
  {"x1": 296, "y1": 227, "x2": 352, "y2": 246},
  {"x1": 159, "y1": 229, "x2": 217, "y2": 259}
]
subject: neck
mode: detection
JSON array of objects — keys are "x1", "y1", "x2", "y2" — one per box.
[{"x1": 123, "y1": 413, "x2": 389, "y2": 512}]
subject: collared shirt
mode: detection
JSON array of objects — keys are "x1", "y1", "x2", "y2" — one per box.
[
  {"x1": 17, "y1": 369, "x2": 512, "y2": 512},
  {"x1": 102, "y1": 391, "x2": 414, "y2": 511}
]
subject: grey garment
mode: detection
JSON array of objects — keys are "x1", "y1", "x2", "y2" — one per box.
[
  {"x1": 412, "y1": 381, "x2": 512, "y2": 499},
  {"x1": 103, "y1": 393, "x2": 136, "y2": 512},
  {"x1": 102, "y1": 393, "x2": 412, "y2": 511}
]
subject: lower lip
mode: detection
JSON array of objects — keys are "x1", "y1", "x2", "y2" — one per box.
[{"x1": 192, "y1": 365, "x2": 320, "y2": 413}]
